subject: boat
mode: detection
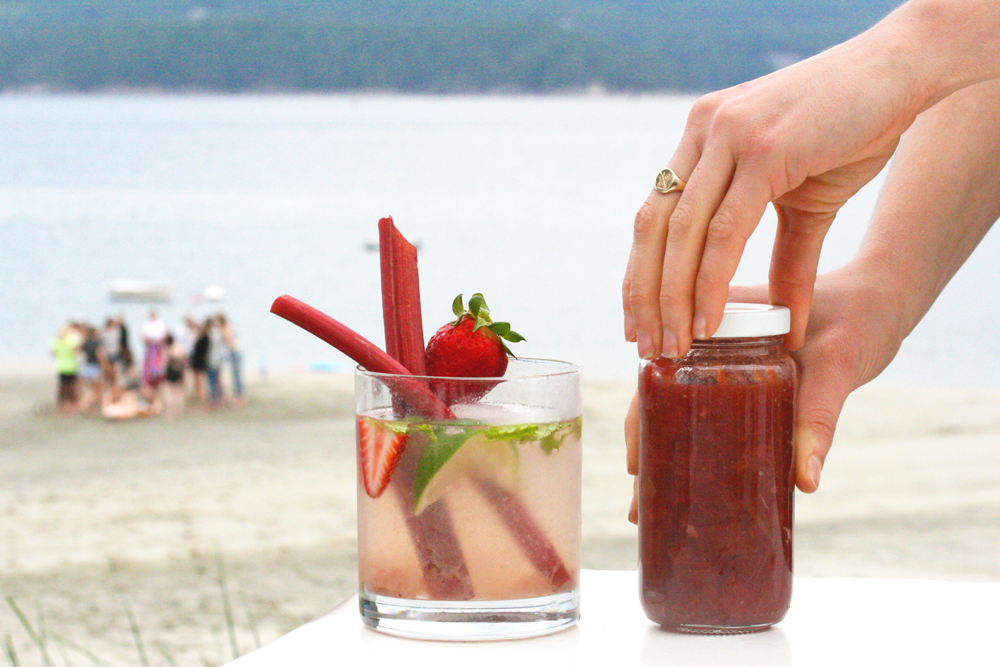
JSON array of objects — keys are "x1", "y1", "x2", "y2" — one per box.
[{"x1": 106, "y1": 280, "x2": 172, "y2": 303}]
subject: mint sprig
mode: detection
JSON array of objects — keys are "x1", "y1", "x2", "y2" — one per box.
[{"x1": 409, "y1": 418, "x2": 581, "y2": 512}]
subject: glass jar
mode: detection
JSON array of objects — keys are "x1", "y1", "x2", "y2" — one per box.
[{"x1": 638, "y1": 303, "x2": 796, "y2": 634}]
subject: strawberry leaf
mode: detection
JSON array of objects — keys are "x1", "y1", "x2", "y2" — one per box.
[
  {"x1": 451, "y1": 294, "x2": 465, "y2": 319},
  {"x1": 468, "y1": 293, "x2": 488, "y2": 320},
  {"x1": 489, "y1": 322, "x2": 511, "y2": 336},
  {"x1": 490, "y1": 322, "x2": 525, "y2": 343},
  {"x1": 504, "y1": 329, "x2": 525, "y2": 343}
]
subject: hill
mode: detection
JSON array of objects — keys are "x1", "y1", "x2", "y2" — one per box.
[{"x1": 0, "y1": 0, "x2": 902, "y2": 93}]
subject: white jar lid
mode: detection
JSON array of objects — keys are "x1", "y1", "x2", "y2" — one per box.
[{"x1": 708, "y1": 303, "x2": 791, "y2": 338}]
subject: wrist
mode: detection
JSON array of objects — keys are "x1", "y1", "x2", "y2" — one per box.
[
  {"x1": 884, "y1": 0, "x2": 1000, "y2": 107},
  {"x1": 849, "y1": 247, "x2": 932, "y2": 342}
]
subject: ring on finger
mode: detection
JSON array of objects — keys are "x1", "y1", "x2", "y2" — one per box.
[{"x1": 654, "y1": 168, "x2": 686, "y2": 195}]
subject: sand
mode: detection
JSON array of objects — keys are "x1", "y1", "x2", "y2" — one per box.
[{"x1": 2, "y1": 362, "x2": 999, "y2": 666}]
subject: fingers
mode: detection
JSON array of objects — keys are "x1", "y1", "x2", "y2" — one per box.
[
  {"x1": 625, "y1": 389, "x2": 638, "y2": 475},
  {"x1": 792, "y1": 344, "x2": 854, "y2": 493},
  {"x1": 768, "y1": 204, "x2": 835, "y2": 350},
  {"x1": 689, "y1": 170, "x2": 772, "y2": 342},
  {"x1": 626, "y1": 145, "x2": 773, "y2": 360},
  {"x1": 625, "y1": 190, "x2": 678, "y2": 359},
  {"x1": 629, "y1": 476, "x2": 638, "y2": 525},
  {"x1": 625, "y1": 390, "x2": 639, "y2": 524},
  {"x1": 656, "y1": 148, "x2": 736, "y2": 357},
  {"x1": 625, "y1": 133, "x2": 702, "y2": 358}
]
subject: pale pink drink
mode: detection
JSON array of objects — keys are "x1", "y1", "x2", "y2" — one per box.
[{"x1": 355, "y1": 358, "x2": 582, "y2": 640}]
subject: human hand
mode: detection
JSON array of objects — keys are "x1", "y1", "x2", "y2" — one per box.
[
  {"x1": 625, "y1": 264, "x2": 908, "y2": 523},
  {"x1": 622, "y1": 36, "x2": 927, "y2": 360}
]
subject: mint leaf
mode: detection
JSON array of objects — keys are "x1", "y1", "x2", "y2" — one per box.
[{"x1": 484, "y1": 423, "x2": 539, "y2": 442}]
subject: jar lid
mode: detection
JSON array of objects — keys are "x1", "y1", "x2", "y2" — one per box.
[{"x1": 708, "y1": 303, "x2": 791, "y2": 338}]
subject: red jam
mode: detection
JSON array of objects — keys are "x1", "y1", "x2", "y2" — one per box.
[{"x1": 638, "y1": 321, "x2": 795, "y2": 633}]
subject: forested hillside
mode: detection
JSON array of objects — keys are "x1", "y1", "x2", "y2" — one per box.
[{"x1": 0, "y1": 0, "x2": 902, "y2": 92}]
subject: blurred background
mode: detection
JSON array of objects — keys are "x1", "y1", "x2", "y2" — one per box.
[{"x1": 3, "y1": 2, "x2": 999, "y2": 666}]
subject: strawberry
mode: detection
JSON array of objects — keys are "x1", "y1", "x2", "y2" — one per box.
[
  {"x1": 425, "y1": 293, "x2": 524, "y2": 404},
  {"x1": 357, "y1": 416, "x2": 408, "y2": 498}
]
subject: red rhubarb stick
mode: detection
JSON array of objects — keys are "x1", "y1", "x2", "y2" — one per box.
[
  {"x1": 378, "y1": 218, "x2": 475, "y2": 600},
  {"x1": 470, "y1": 474, "x2": 574, "y2": 590},
  {"x1": 269, "y1": 294, "x2": 451, "y2": 421},
  {"x1": 379, "y1": 216, "x2": 428, "y2": 376}
]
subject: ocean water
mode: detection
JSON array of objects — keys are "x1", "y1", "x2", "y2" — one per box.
[{"x1": 1, "y1": 94, "x2": 997, "y2": 386}]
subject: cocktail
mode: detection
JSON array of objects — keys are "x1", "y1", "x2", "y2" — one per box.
[
  {"x1": 356, "y1": 359, "x2": 581, "y2": 639},
  {"x1": 270, "y1": 217, "x2": 582, "y2": 639}
]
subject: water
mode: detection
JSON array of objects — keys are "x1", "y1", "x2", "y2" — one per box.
[{"x1": 1, "y1": 94, "x2": 997, "y2": 386}]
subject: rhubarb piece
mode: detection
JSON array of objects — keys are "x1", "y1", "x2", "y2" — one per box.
[
  {"x1": 470, "y1": 474, "x2": 573, "y2": 590},
  {"x1": 391, "y1": 431, "x2": 475, "y2": 600},
  {"x1": 269, "y1": 295, "x2": 451, "y2": 421},
  {"x1": 379, "y1": 216, "x2": 427, "y2": 376},
  {"x1": 378, "y1": 219, "x2": 476, "y2": 600}
]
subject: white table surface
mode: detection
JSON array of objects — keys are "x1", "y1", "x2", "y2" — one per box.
[{"x1": 227, "y1": 569, "x2": 1000, "y2": 666}]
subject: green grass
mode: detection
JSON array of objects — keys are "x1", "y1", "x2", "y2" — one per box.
[{"x1": 4, "y1": 553, "x2": 260, "y2": 667}]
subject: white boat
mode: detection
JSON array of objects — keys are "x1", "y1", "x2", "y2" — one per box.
[{"x1": 106, "y1": 280, "x2": 172, "y2": 303}]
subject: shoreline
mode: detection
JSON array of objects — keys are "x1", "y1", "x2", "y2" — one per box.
[{"x1": 2, "y1": 364, "x2": 999, "y2": 664}]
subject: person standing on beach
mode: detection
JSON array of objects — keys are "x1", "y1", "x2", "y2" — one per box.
[
  {"x1": 162, "y1": 333, "x2": 187, "y2": 418},
  {"x1": 189, "y1": 320, "x2": 210, "y2": 405},
  {"x1": 217, "y1": 313, "x2": 244, "y2": 405},
  {"x1": 206, "y1": 316, "x2": 227, "y2": 407},
  {"x1": 49, "y1": 322, "x2": 83, "y2": 412},
  {"x1": 140, "y1": 309, "x2": 168, "y2": 401},
  {"x1": 623, "y1": 0, "x2": 1000, "y2": 512},
  {"x1": 78, "y1": 324, "x2": 105, "y2": 412},
  {"x1": 50, "y1": 322, "x2": 82, "y2": 412},
  {"x1": 101, "y1": 317, "x2": 122, "y2": 393}
]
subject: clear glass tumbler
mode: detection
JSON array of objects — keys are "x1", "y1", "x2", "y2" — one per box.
[{"x1": 355, "y1": 358, "x2": 582, "y2": 640}]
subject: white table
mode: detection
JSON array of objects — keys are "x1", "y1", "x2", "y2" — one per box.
[{"x1": 227, "y1": 570, "x2": 999, "y2": 666}]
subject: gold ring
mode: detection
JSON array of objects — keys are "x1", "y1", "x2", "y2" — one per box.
[{"x1": 654, "y1": 168, "x2": 686, "y2": 195}]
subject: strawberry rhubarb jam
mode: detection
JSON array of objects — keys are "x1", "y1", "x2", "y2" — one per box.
[{"x1": 638, "y1": 304, "x2": 796, "y2": 634}]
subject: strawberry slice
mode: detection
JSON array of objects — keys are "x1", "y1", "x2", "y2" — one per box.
[{"x1": 357, "y1": 417, "x2": 408, "y2": 498}]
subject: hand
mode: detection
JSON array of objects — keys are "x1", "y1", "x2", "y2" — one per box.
[
  {"x1": 622, "y1": 34, "x2": 926, "y2": 360},
  {"x1": 625, "y1": 263, "x2": 908, "y2": 523}
]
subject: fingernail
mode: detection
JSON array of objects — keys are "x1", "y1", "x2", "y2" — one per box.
[
  {"x1": 624, "y1": 311, "x2": 636, "y2": 342},
  {"x1": 807, "y1": 454, "x2": 823, "y2": 490},
  {"x1": 628, "y1": 496, "x2": 638, "y2": 525},
  {"x1": 661, "y1": 329, "x2": 679, "y2": 359},
  {"x1": 692, "y1": 312, "x2": 708, "y2": 341},
  {"x1": 636, "y1": 327, "x2": 654, "y2": 359}
]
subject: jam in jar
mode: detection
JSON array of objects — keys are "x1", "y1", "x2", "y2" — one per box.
[{"x1": 638, "y1": 303, "x2": 796, "y2": 634}]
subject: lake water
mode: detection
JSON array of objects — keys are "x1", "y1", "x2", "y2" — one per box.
[{"x1": 1, "y1": 94, "x2": 997, "y2": 386}]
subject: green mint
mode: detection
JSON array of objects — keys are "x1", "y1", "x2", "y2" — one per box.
[{"x1": 408, "y1": 417, "x2": 581, "y2": 512}]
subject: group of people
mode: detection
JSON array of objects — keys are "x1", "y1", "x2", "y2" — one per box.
[{"x1": 50, "y1": 309, "x2": 244, "y2": 419}]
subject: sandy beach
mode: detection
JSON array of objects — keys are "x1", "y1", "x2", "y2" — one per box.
[{"x1": 2, "y1": 362, "x2": 999, "y2": 665}]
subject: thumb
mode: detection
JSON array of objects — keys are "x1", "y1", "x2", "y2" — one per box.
[{"x1": 793, "y1": 359, "x2": 854, "y2": 493}]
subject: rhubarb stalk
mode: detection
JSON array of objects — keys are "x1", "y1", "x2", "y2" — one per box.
[
  {"x1": 379, "y1": 216, "x2": 427, "y2": 375},
  {"x1": 378, "y1": 217, "x2": 475, "y2": 600},
  {"x1": 269, "y1": 295, "x2": 450, "y2": 421}
]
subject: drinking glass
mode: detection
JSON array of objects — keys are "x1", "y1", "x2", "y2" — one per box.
[{"x1": 355, "y1": 358, "x2": 582, "y2": 640}]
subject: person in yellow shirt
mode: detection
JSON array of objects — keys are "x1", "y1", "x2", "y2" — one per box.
[{"x1": 51, "y1": 322, "x2": 83, "y2": 412}]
